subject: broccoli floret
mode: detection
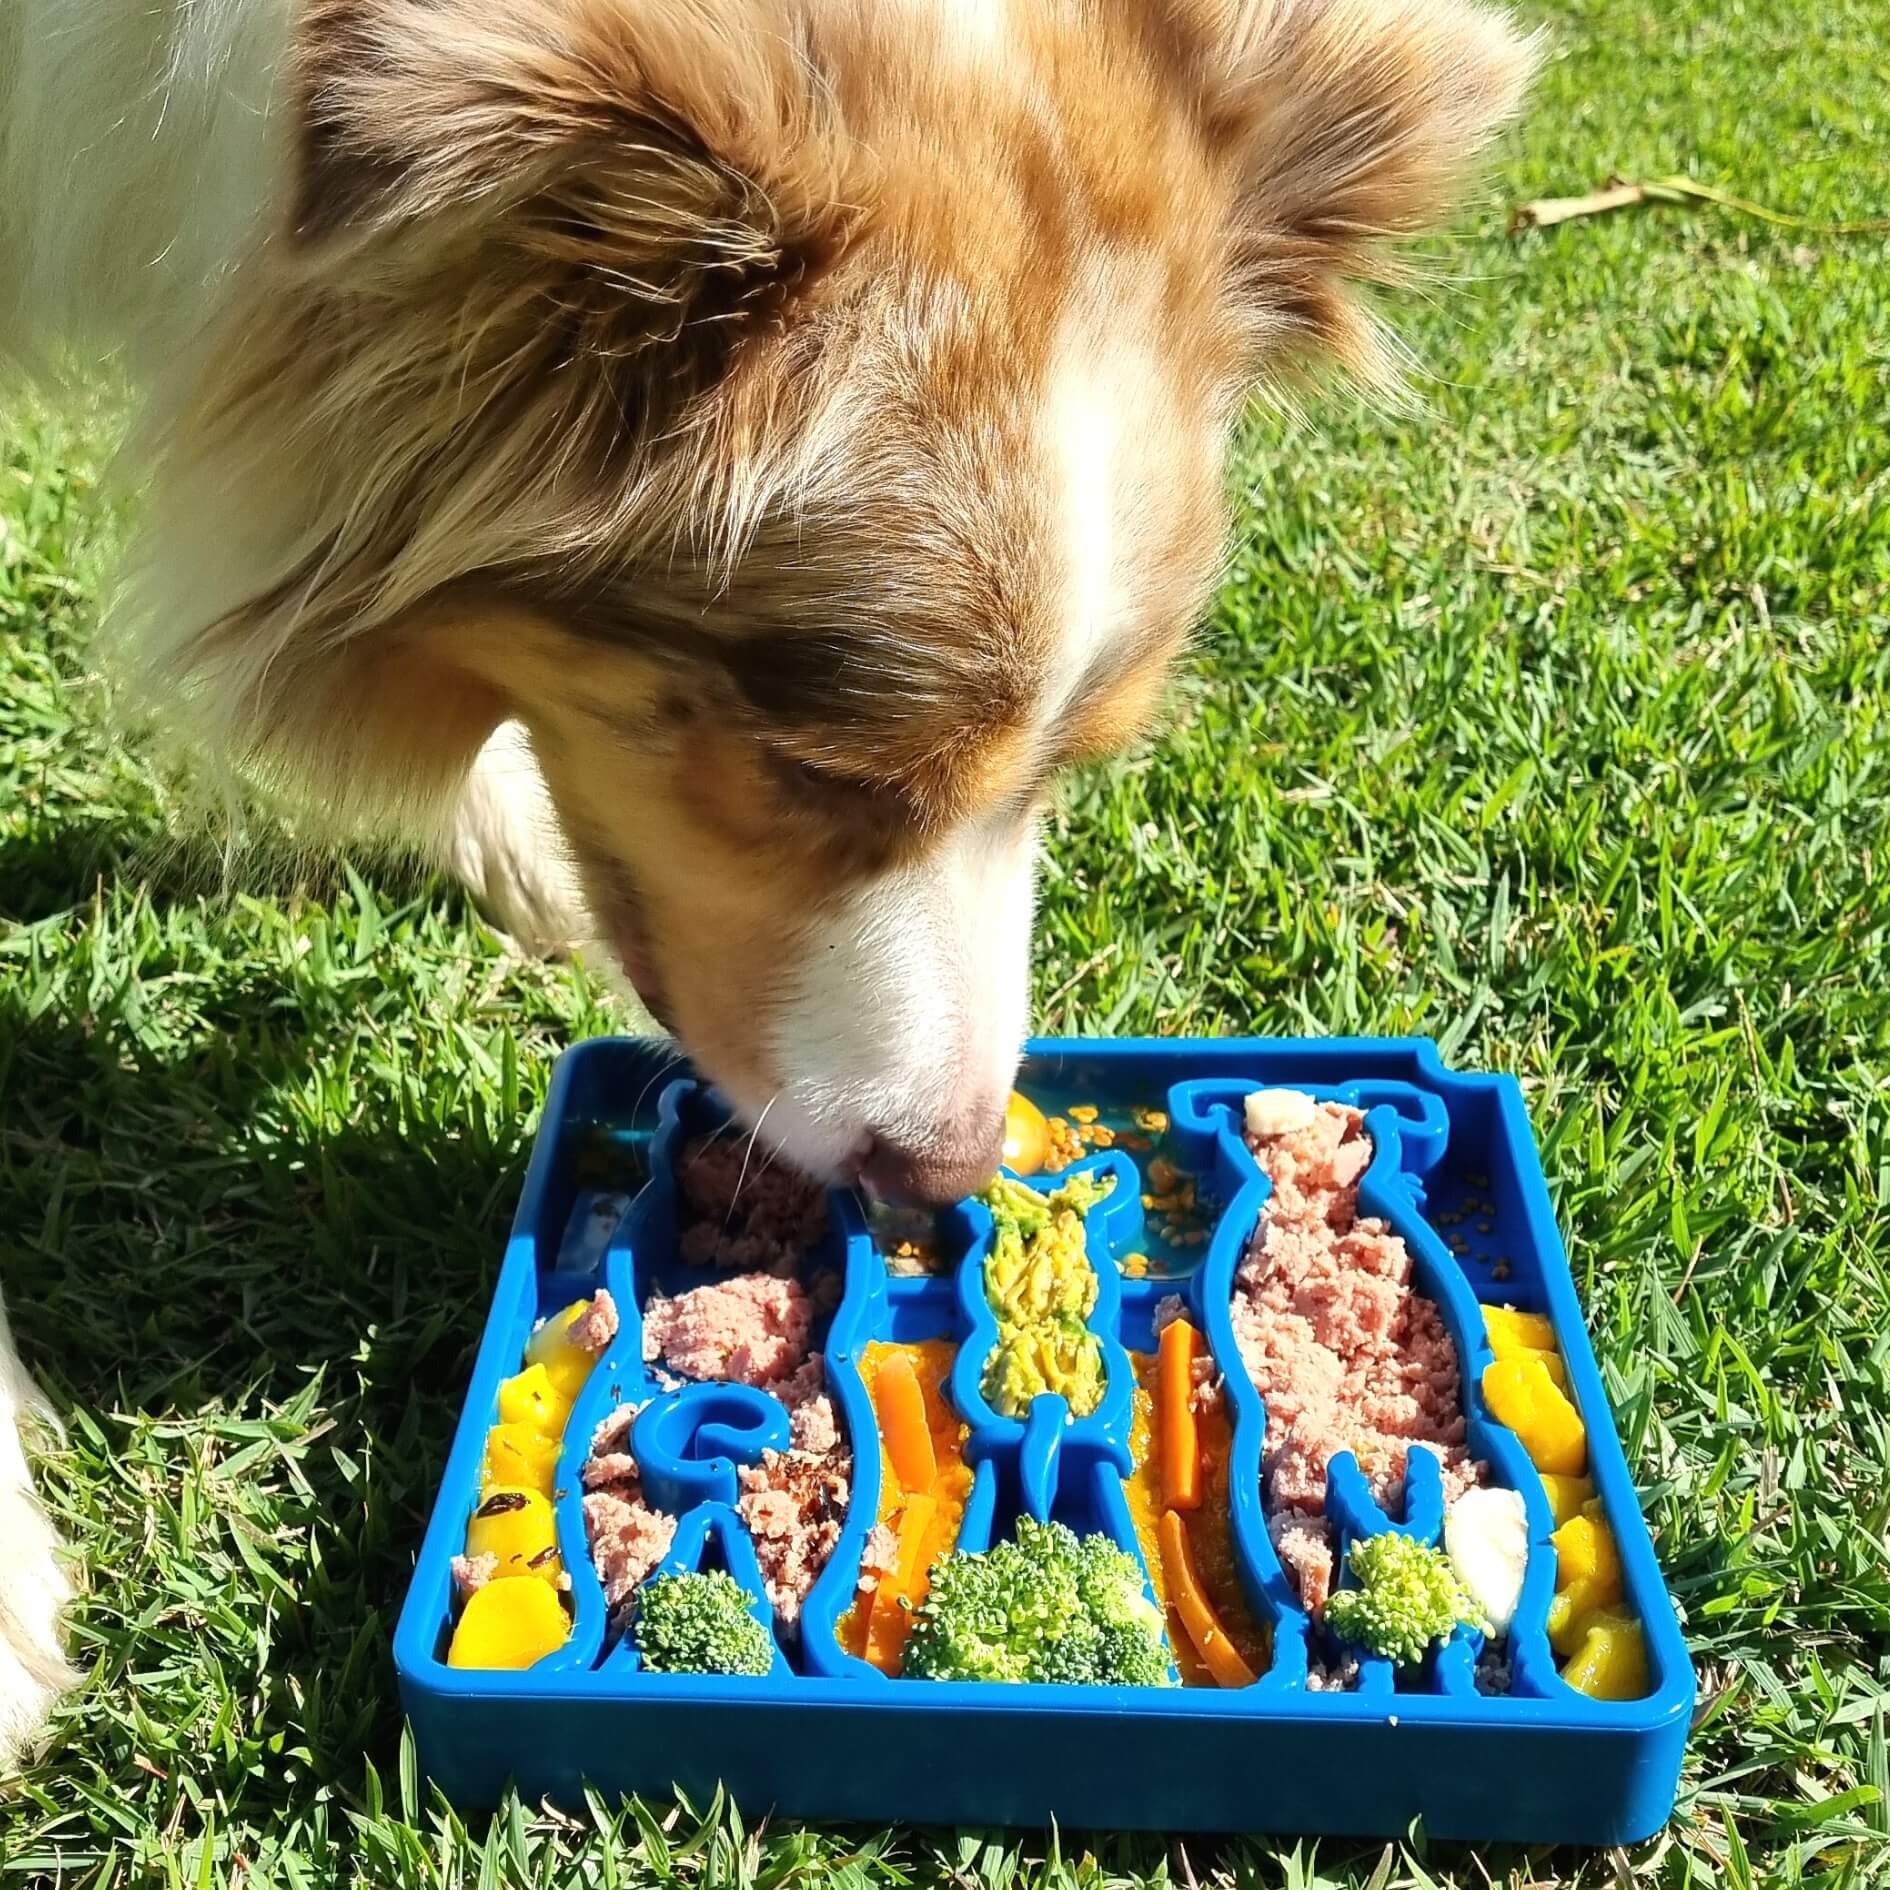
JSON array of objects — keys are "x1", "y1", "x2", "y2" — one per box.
[
  {"x1": 904, "y1": 1524, "x2": 1080, "y2": 1682},
  {"x1": 634, "y1": 1570, "x2": 775, "y2": 1676},
  {"x1": 1071, "y1": 1531, "x2": 1173, "y2": 1686},
  {"x1": 1093, "y1": 1616, "x2": 1176, "y2": 1688},
  {"x1": 1324, "y1": 1531, "x2": 1491, "y2": 1668},
  {"x1": 903, "y1": 1518, "x2": 1173, "y2": 1687}
]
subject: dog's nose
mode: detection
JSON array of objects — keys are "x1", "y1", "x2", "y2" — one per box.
[{"x1": 859, "y1": 1107, "x2": 1007, "y2": 1208}]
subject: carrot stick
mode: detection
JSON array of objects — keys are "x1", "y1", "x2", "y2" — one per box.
[
  {"x1": 1159, "y1": 1319, "x2": 1201, "y2": 1511},
  {"x1": 876, "y1": 1352, "x2": 937, "y2": 1496},
  {"x1": 865, "y1": 1494, "x2": 938, "y2": 1673},
  {"x1": 1159, "y1": 1509, "x2": 1255, "y2": 1689}
]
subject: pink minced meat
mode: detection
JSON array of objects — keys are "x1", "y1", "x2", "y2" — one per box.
[
  {"x1": 1269, "y1": 1513, "x2": 1336, "y2": 1617},
  {"x1": 583, "y1": 1341, "x2": 863, "y2": 1630},
  {"x1": 641, "y1": 1272, "x2": 814, "y2": 1387},
  {"x1": 585, "y1": 1488, "x2": 679, "y2": 1616},
  {"x1": 676, "y1": 1136, "x2": 830, "y2": 1273},
  {"x1": 581, "y1": 1404, "x2": 678, "y2": 1617},
  {"x1": 1306, "y1": 1650, "x2": 1362, "y2": 1693},
  {"x1": 735, "y1": 1359, "x2": 857, "y2": 1627},
  {"x1": 738, "y1": 1455, "x2": 849, "y2": 1628},
  {"x1": 1233, "y1": 1099, "x2": 1483, "y2": 1612},
  {"x1": 567, "y1": 1288, "x2": 619, "y2": 1354},
  {"x1": 858, "y1": 1522, "x2": 899, "y2": 1593},
  {"x1": 451, "y1": 1551, "x2": 498, "y2": 1598},
  {"x1": 582, "y1": 1402, "x2": 644, "y2": 1492}
]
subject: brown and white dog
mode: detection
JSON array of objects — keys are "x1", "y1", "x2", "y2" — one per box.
[{"x1": 0, "y1": 0, "x2": 1532, "y2": 1762}]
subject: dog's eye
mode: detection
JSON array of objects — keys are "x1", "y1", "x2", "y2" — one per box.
[
  {"x1": 764, "y1": 746, "x2": 908, "y2": 821},
  {"x1": 790, "y1": 757, "x2": 880, "y2": 800}
]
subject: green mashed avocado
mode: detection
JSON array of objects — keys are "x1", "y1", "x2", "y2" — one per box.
[{"x1": 978, "y1": 1172, "x2": 1114, "y2": 1418}]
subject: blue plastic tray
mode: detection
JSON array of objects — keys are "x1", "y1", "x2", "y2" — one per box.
[{"x1": 395, "y1": 1037, "x2": 1692, "y2": 1843}]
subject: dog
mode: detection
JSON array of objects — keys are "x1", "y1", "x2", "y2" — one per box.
[{"x1": 0, "y1": 0, "x2": 1533, "y2": 1764}]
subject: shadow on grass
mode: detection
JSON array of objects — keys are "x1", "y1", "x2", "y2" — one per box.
[
  {"x1": 0, "y1": 962, "x2": 539, "y2": 1816},
  {"x1": 0, "y1": 811, "x2": 172, "y2": 926}
]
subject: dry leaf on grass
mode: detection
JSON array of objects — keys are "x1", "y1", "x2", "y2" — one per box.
[{"x1": 1510, "y1": 173, "x2": 1890, "y2": 238}]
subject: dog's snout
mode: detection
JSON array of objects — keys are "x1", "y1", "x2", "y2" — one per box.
[{"x1": 859, "y1": 1105, "x2": 1007, "y2": 1208}]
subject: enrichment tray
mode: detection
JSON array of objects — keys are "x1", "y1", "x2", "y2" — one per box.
[{"x1": 394, "y1": 1036, "x2": 1693, "y2": 1844}]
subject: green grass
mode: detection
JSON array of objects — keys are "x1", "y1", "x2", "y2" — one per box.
[{"x1": 3, "y1": 0, "x2": 1888, "y2": 1881}]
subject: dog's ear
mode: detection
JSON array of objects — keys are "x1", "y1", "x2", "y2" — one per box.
[
  {"x1": 120, "y1": 0, "x2": 867, "y2": 836},
  {"x1": 1173, "y1": 0, "x2": 1539, "y2": 381},
  {"x1": 291, "y1": 0, "x2": 860, "y2": 347}
]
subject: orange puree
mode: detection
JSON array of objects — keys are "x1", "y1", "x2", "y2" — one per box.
[{"x1": 839, "y1": 1339, "x2": 972, "y2": 1669}]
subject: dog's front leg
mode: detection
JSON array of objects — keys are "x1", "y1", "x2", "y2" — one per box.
[
  {"x1": 0, "y1": 1291, "x2": 77, "y2": 1769},
  {"x1": 439, "y1": 721, "x2": 590, "y2": 959}
]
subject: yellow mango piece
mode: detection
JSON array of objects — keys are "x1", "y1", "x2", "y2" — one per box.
[
  {"x1": 1002, "y1": 1092, "x2": 1051, "y2": 1177},
  {"x1": 1546, "y1": 1586, "x2": 1624, "y2": 1656},
  {"x1": 1539, "y1": 1472, "x2": 1598, "y2": 1527},
  {"x1": 525, "y1": 1301, "x2": 602, "y2": 1404},
  {"x1": 1482, "y1": 1355, "x2": 1587, "y2": 1475},
  {"x1": 482, "y1": 1422, "x2": 562, "y2": 1498},
  {"x1": 1483, "y1": 1305, "x2": 1557, "y2": 1356},
  {"x1": 447, "y1": 1576, "x2": 570, "y2": 1669},
  {"x1": 498, "y1": 1363, "x2": 574, "y2": 1434},
  {"x1": 1551, "y1": 1513, "x2": 1623, "y2": 1604},
  {"x1": 1561, "y1": 1612, "x2": 1650, "y2": 1700},
  {"x1": 1545, "y1": 1589, "x2": 1581, "y2": 1654},
  {"x1": 466, "y1": 1486, "x2": 562, "y2": 1582}
]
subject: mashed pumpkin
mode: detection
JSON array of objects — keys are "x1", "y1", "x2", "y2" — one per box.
[{"x1": 978, "y1": 1173, "x2": 1113, "y2": 1418}]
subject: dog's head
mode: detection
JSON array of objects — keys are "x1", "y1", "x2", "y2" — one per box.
[{"x1": 137, "y1": 0, "x2": 1533, "y2": 1200}]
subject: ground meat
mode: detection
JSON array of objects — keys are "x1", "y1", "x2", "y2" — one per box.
[
  {"x1": 737, "y1": 1449, "x2": 851, "y2": 1628},
  {"x1": 1153, "y1": 1293, "x2": 1190, "y2": 1336},
  {"x1": 580, "y1": 1400, "x2": 679, "y2": 1619},
  {"x1": 568, "y1": 1288, "x2": 619, "y2": 1354},
  {"x1": 676, "y1": 1135, "x2": 831, "y2": 1273},
  {"x1": 582, "y1": 1342, "x2": 858, "y2": 1632},
  {"x1": 857, "y1": 1522, "x2": 899, "y2": 1594},
  {"x1": 641, "y1": 1273, "x2": 814, "y2": 1387},
  {"x1": 451, "y1": 1551, "x2": 498, "y2": 1598},
  {"x1": 1269, "y1": 1513, "x2": 1335, "y2": 1616},
  {"x1": 787, "y1": 1381, "x2": 841, "y2": 1456},
  {"x1": 1235, "y1": 1098, "x2": 1484, "y2": 1613},
  {"x1": 1246, "y1": 1100, "x2": 1374, "y2": 1227},
  {"x1": 583, "y1": 1450, "x2": 642, "y2": 1489},
  {"x1": 732, "y1": 1358, "x2": 860, "y2": 1625},
  {"x1": 1305, "y1": 1650, "x2": 1362, "y2": 1693},
  {"x1": 584, "y1": 1486, "x2": 677, "y2": 1616}
]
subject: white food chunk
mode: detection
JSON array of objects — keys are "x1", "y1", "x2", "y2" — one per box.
[
  {"x1": 1243, "y1": 1087, "x2": 1319, "y2": 1140},
  {"x1": 1445, "y1": 1486, "x2": 1530, "y2": 1635}
]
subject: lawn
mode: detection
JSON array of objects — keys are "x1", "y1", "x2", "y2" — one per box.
[{"x1": 3, "y1": 0, "x2": 1888, "y2": 1883}]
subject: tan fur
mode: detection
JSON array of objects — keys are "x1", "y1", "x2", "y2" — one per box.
[{"x1": 100, "y1": 0, "x2": 1533, "y2": 1148}]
